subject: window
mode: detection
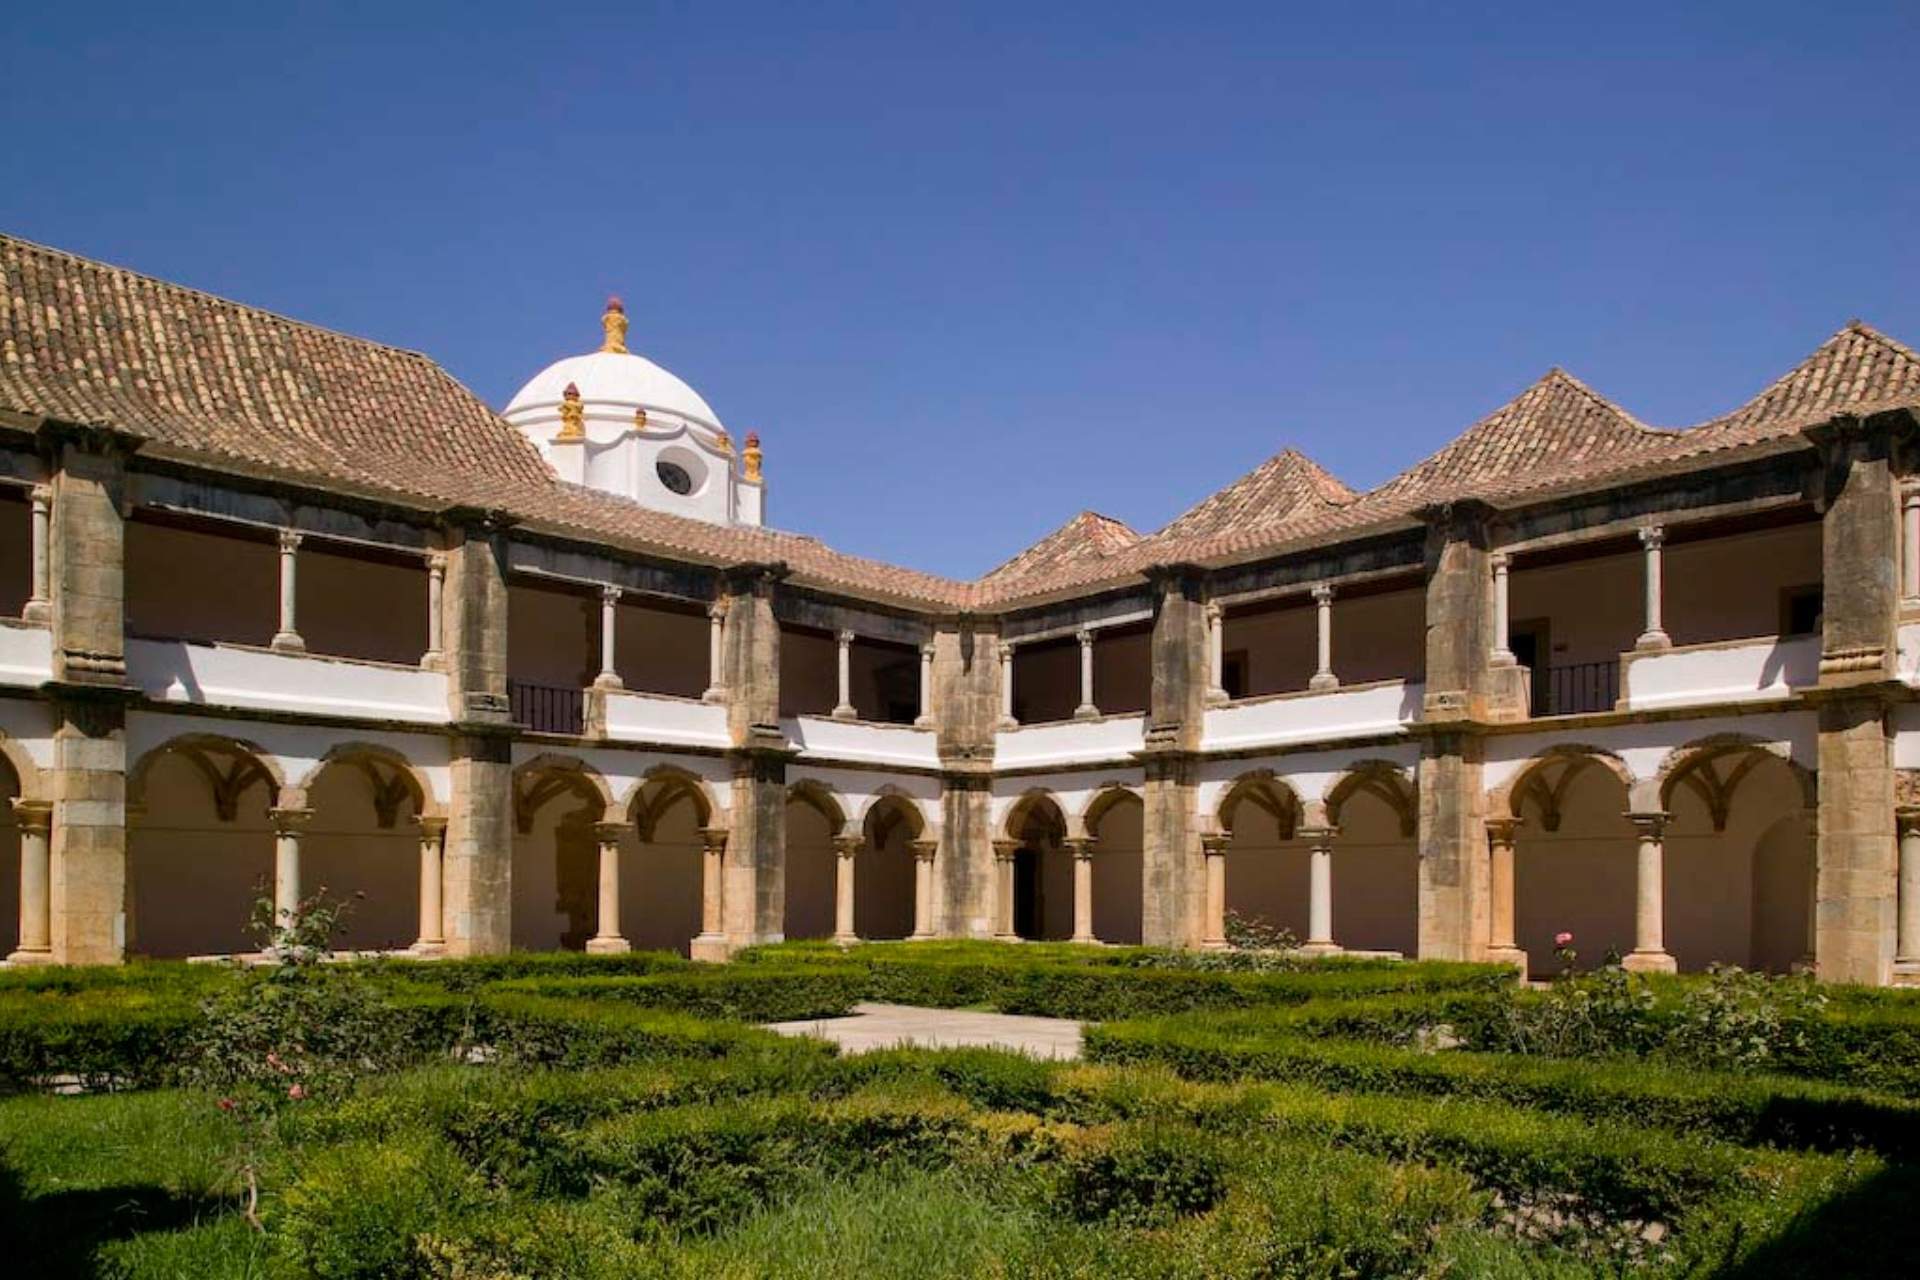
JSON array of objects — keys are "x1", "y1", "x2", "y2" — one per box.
[
  {"x1": 656, "y1": 460, "x2": 693, "y2": 496},
  {"x1": 1780, "y1": 585, "x2": 1822, "y2": 638}
]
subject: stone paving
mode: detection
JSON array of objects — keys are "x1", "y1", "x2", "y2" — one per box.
[{"x1": 764, "y1": 1002, "x2": 1083, "y2": 1060}]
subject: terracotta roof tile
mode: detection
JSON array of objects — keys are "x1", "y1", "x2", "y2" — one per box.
[
  {"x1": 1152, "y1": 448, "x2": 1355, "y2": 544},
  {"x1": 983, "y1": 511, "x2": 1141, "y2": 583}
]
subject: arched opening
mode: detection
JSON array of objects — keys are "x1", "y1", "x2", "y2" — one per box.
[
  {"x1": 1219, "y1": 773, "x2": 1306, "y2": 942},
  {"x1": 128, "y1": 737, "x2": 279, "y2": 958},
  {"x1": 511, "y1": 758, "x2": 610, "y2": 951},
  {"x1": 1005, "y1": 792, "x2": 1067, "y2": 940},
  {"x1": 300, "y1": 749, "x2": 426, "y2": 953},
  {"x1": 1326, "y1": 765, "x2": 1419, "y2": 956},
  {"x1": 856, "y1": 795, "x2": 921, "y2": 940},
  {"x1": 626, "y1": 772, "x2": 711, "y2": 956},
  {"x1": 1086, "y1": 789, "x2": 1144, "y2": 945},
  {"x1": 1510, "y1": 754, "x2": 1636, "y2": 977},
  {"x1": 1662, "y1": 744, "x2": 1813, "y2": 973},
  {"x1": 782, "y1": 782, "x2": 844, "y2": 941}
]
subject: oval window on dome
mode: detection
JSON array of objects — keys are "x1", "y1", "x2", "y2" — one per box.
[{"x1": 657, "y1": 460, "x2": 694, "y2": 496}]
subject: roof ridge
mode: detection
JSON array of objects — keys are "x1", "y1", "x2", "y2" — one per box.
[{"x1": 0, "y1": 230, "x2": 439, "y2": 364}]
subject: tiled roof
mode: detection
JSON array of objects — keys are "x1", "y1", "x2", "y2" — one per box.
[
  {"x1": 983, "y1": 511, "x2": 1141, "y2": 583},
  {"x1": 5, "y1": 234, "x2": 1918, "y2": 615}
]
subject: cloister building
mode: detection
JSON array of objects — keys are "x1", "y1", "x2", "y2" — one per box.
[{"x1": 5, "y1": 232, "x2": 1920, "y2": 983}]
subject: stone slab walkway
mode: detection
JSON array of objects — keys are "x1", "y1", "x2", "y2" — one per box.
[{"x1": 764, "y1": 1002, "x2": 1083, "y2": 1060}]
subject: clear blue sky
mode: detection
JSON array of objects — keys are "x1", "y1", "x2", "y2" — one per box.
[{"x1": 4, "y1": 3, "x2": 1916, "y2": 578}]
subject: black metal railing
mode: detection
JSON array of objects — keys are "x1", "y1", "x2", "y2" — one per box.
[
  {"x1": 509, "y1": 680, "x2": 585, "y2": 735},
  {"x1": 1537, "y1": 660, "x2": 1618, "y2": 717}
]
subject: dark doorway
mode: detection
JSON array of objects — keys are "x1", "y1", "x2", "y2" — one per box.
[
  {"x1": 1509, "y1": 618, "x2": 1551, "y2": 715},
  {"x1": 1014, "y1": 848, "x2": 1041, "y2": 939}
]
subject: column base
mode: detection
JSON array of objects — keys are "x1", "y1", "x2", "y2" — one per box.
[
  {"x1": 1204, "y1": 688, "x2": 1229, "y2": 707},
  {"x1": 419, "y1": 650, "x2": 444, "y2": 672},
  {"x1": 1199, "y1": 938, "x2": 1229, "y2": 952},
  {"x1": 1620, "y1": 949, "x2": 1676, "y2": 974},
  {"x1": 908, "y1": 930, "x2": 935, "y2": 942},
  {"x1": 701, "y1": 687, "x2": 727, "y2": 704},
  {"x1": 997, "y1": 716, "x2": 1019, "y2": 730},
  {"x1": 585, "y1": 935, "x2": 631, "y2": 955},
  {"x1": 1072, "y1": 705, "x2": 1100, "y2": 721},
  {"x1": 1484, "y1": 945, "x2": 1528, "y2": 973},
  {"x1": 833, "y1": 931, "x2": 860, "y2": 947},
  {"x1": 1635, "y1": 631, "x2": 1672, "y2": 653},
  {"x1": 20, "y1": 600, "x2": 49, "y2": 625},
  {"x1": 2, "y1": 947, "x2": 54, "y2": 966},
  {"x1": 689, "y1": 933, "x2": 733, "y2": 963},
  {"x1": 1307, "y1": 673, "x2": 1340, "y2": 692},
  {"x1": 831, "y1": 705, "x2": 858, "y2": 721},
  {"x1": 592, "y1": 673, "x2": 624, "y2": 691},
  {"x1": 1891, "y1": 960, "x2": 1920, "y2": 987},
  {"x1": 992, "y1": 931, "x2": 1022, "y2": 943},
  {"x1": 407, "y1": 940, "x2": 447, "y2": 958},
  {"x1": 270, "y1": 632, "x2": 306, "y2": 654},
  {"x1": 1070, "y1": 934, "x2": 1099, "y2": 946},
  {"x1": 1296, "y1": 940, "x2": 1343, "y2": 957},
  {"x1": 913, "y1": 714, "x2": 934, "y2": 729}
]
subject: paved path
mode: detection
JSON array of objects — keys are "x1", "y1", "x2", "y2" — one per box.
[{"x1": 764, "y1": 1002, "x2": 1082, "y2": 1059}]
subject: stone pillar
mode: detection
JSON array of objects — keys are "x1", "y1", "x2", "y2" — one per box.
[
  {"x1": 594, "y1": 585, "x2": 623, "y2": 690},
  {"x1": 997, "y1": 641, "x2": 1017, "y2": 728},
  {"x1": 1200, "y1": 831, "x2": 1229, "y2": 950},
  {"x1": 271, "y1": 529, "x2": 305, "y2": 653},
  {"x1": 586, "y1": 820, "x2": 629, "y2": 953},
  {"x1": 1896, "y1": 808, "x2": 1920, "y2": 974},
  {"x1": 991, "y1": 838, "x2": 1018, "y2": 940},
  {"x1": 1490, "y1": 553, "x2": 1515, "y2": 665},
  {"x1": 1073, "y1": 629, "x2": 1099, "y2": 720},
  {"x1": 927, "y1": 618, "x2": 1005, "y2": 939},
  {"x1": 691, "y1": 827, "x2": 729, "y2": 960},
  {"x1": 832, "y1": 833, "x2": 860, "y2": 944},
  {"x1": 46, "y1": 422, "x2": 137, "y2": 687},
  {"x1": 1621, "y1": 812, "x2": 1676, "y2": 972},
  {"x1": 702, "y1": 601, "x2": 727, "y2": 703},
  {"x1": 1299, "y1": 825, "x2": 1339, "y2": 953},
  {"x1": 914, "y1": 641, "x2": 935, "y2": 728},
  {"x1": 268, "y1": 807, "x2": 311, "y2": 935},
  {"x1": 1143, "y1": 564, "x2": 1209, "y2": 946},
  {"x1": 1067, "y1": 837, "x2": 1096, "y2": 944},
  {"x1": 47, "y1": 699, "x2": 128, "y2": 964},
  {"x1": 22, "y1": 484, "x2": 51, "y2": 624},
  {"x1": 1308, "y1": 583, "x2": 1339, "y2": 691},
  {"x1": 7, "y1": 800, "x2": 53, "y2": 963},
  {"x1": 910, "y1": 838, "x2": 938, "y2": 939},
  {"x1": 1904, "y1": 487, "x2": 1920, "y2": 603},
  {"x1": 1484, "y1": 817, "x2": 1525, "y2": 969},
  {"x1": 1204, "y1": 601, "x2": 1228, "y2": 705},
  {"x1": 411, "y1": 815, "x2": 447, "y2": 955},
  {"x1": 441, "y1": 511, "x2": 516, "y2": 956},
  {"x1": 721, "y1": 564, "x2": 791, "y2": 948},
  {"x1": 1635, "y1": 526, "x2": 1671, "y2": 651},
  {"x1": 421, "y1": 551, "x2": 446, "y2": 670},
  {"x1": 832, "y1": 628, "x2": 857, "y2": 720}
]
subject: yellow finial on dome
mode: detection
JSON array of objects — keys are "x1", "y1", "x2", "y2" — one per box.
[
  {"x1": 714, "y1": 426, "x2": 733, "y2": 455},
  {"x1": 633, "y1": 407, "x2": 649, "y2": 431},
  {"x1": 743, "y1": 432, "x2": 764, "y2": 483},
  {"x1": 600, "y1": 295, "x2": 629, "y2": 354},
  {"x1": 556, "y1": 382, "x2": 586, "y2": 442}
]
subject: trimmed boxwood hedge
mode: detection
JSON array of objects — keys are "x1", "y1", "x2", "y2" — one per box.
[{"x1": 485, "y1": 967, "x2": 865, "y2": 1022}]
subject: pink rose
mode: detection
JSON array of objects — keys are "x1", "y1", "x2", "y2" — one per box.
[
  {"x1": 1554, "y1": 931, "x2": 1574, "y2": 947},
  {"x1": 217, "y1": 1097, "x2": 235, "y2": 1112},
  {"x1": 287, "y1": 1083, "x2": 306, "y2": 1101}
]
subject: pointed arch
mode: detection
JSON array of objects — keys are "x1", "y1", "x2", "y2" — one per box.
[
  {"x1": 860, "y1": 787, "x2": 929, "y2": 846},
  {"x1": 1494, "y1": 745, "x2": 1634, "y2": 832},
  {"x1": 1079, "y1": 782, "x2": 1144, "y2": 839},
  {"x1": 626, "y1": 764, "x2": 718, "y2": 841},
  {"x1": 512, "y1": 753, "x2": 614, "y2": 833},
  {"x1": 297, "y1": 741, "x2": 438, "y2": 828},
  {"x1": 1324, "y1": 759, "x2": 1417, "y2": 837},
  {"x1": 1656, "y1": 734, "x2": 1815, "y2": 830},
  {"x1": 786, "y1": 777, "x2": 851, "y2": 835},
  {"x1": 1003, "y1": 788, "x2": 1066, "y2": 843},
  {"x1": 129, "y1": 734, "x2": 285, "y2": 819},
  {"x1": 1216, "y1": 769, "x2": 1302, "y2": 839}
]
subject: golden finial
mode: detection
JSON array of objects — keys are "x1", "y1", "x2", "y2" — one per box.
[
  {"x1": 714, "y1": 426, "x2": 733, "y2": 455},
  {"x1": 600, "y1": 295, "x2": 629, "y2": 354},
  {"x1": 556, "y1": 382, "x2": 585, "y2": 442},
  {"x1": 633, "y1": 407, "x2": 649, "y2": 431},
  {"x1": 743, "y1": 432, "x2": 763, "y2": 483}
]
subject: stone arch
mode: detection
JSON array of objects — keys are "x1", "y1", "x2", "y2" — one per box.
[
  {"x1": 856, "y1": 790, "x2": 927, "y2": 941},
  {"x1": 297, "y1": 741, "x2": 439, "y2": 828},
  {"x1": 1082, "y1": 785, "x2": 1145, "y2": 945},
  {"x1": 625, "y1": 764, "x2": 718, "y2": 840},
  {"x1": 129, "y1": 733, "x2": 286, "y2": 817},
  {"x1": 1216, "y1": 769, "x2": 1302, "y2": 839},
  {"x1": 1495, "y1": 745, "x2": 1636, "y2": 833},
  {"x1": 1003, "y1": 788, "x2": 1066, "y2": 843},
  {"x1": 786, "y1": 777, "x2": 852, "y2": 836},
  {"x1": 1077, "y1": 782, "x2": 1144, "y2": 841},
  {"x1": 513, "y1": 753, "x2": 614, "y2": 834},
  {"x1": 860, "y1": 787, "x2": 929, "y2": 843},
  {"x1": 784, "y1": 777, "x2": 849, "y2": 941},
  {"x1": 1003, "y1": 789, "x2": 1068, "y2": 940},
  {"x1": 1323, "y1": 759, "x2": 1416, "y2": 838},
  {"x1": 619, "y1": 765, "x2": 715, "y2": 956},
  {"x1": 0, "y1": 732, "x2": 44, "y2": 804},
  {"x1": 1655, "y1": 734, "x2": 1815, "y2": 830},
  {"x1": 297, "y1": 741, "x2": 436, "y2": 953}
]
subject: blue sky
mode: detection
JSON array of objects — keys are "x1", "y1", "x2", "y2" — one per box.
[{"x1": 4, "y1": 2, "x2": 1916, "y2": 578}]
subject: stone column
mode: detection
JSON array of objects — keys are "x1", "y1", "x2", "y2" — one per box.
[
  {"x1": 594, "y1": 585, "x2": 623, "y2": 690},
  {"x1": 914, "y1": 641, "x2": 935, "y2": 728},
  {"x1": 22, "y1": 484, "x2": 51, "y2": 624},
  {"x1": 910, "y1": 838, "x2": 938, "y2": 939},
  {"x1": 1636, "y1": 526, "x2": 1671, "y2": 651},
  {"x1": 420, "y1": 551, "x2": 446, "y2": 669},
  {"x1": 1073, "y1": 629, "x2": 1099, "y2": 720},
  {"x1": 721, "y1": 564, "x2": 791, "y2": 948},
  {"x1": 702, "y1": 600, "x2": 727, "y2": 703},
  {"x1": 410, "y1": 815, "x2": 447, "y2": 955},
  {"x1": 1904, "y1": 487, "x2": 1920, "y2": 603},
  {"x1": 586, "y1": 820, "x2": 630, "y2": 953},
  {"x1": 691, "y1": 827, "x2": 729, "y2": 960},
  {"x1": 998, "y1": 641, "x2": 1017, "y2": 728},
  {"x1": 1309, "y1": 583, "x2": 1339, "y2": 691},
  {"x1": 1897, "y1": 808, "x2": 1920, "y2": 973},
  {"x1": 1298, "y1": 825, "x2": 1339, "y2": 953},
  {"x1": 1067, "y1": 837, "x2": 1096, "y2": 944},
  {"x1": 1622, "y1": 812, "x2": 1676, "y2": 973},
  {"x1": 991, "y1": 838, "x2": 1018, "y2": 940},
  {"x1": 441, "y1": 512, "x2": 516, "y2": 956},
  {"x1": 1200, "y1": 831, "x2": 1229, "y2": 950},
  {"x1": 1204, "y1": 602, "x2": 1229, "y2": 705},
  {"x1": 832, "y1": 833, "x2": 860, "y2": 944},
  {"x1": 1484, "y1": 817, "x2": 1525, "y2": 968},
  {"x1": 268, "y1": 807, "x2": 311, "y2": 936},
  {"x1": 828, "y1": 628, "x2": 857, "y2": 720},
  {"x1": 271, "y1": 529, "x2": 305, "y2": 653},
  {"x1": 1490, "y1": 553, "x2": 1515, "y2": 665},
  {"x1": 6, "y1": 800, "x2": 53, "y2": 964},
  {"x1": 1142, "y1": 563, "x2": 1209, "y2": 946},
  {"x1": 926, "y1": 619, "x2": 1002, "y2": 940}
]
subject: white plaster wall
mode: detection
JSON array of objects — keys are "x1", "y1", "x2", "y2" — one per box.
[
  {"x1": 1895, "y1": 703, "x2": 1920, "y2": 769},
  {"x1": 1621, "y1": 636, "x2": 1818, "y2": 711},
  {"x1": 990, "y1": 769, "x2": 1144, "y2": 841},
  {"x1": 785, "y1": 716, "x2": 939, "y2": 769},
  {"x1": 1201, "y1": 680, "x2": 1421, "y2": 752},
  {"x1": 1481, "y1": 711, "x2": 1816, "y2": 803},
  {"x1": 1194, "y1": 743, "x2": 1420, "y2": 829},
  {"x1": 128, "y1": 640, "x2": 450, "y2": 726},
  {"x1": 511, "y1": 743, "x2": 733, "y2": 826},
  {"x1": 130, "y1": 712, "x2": 452, "y2": 809},
  {"x1": 0, "y1": 623, "x2": 51, "y2": 689},
  {"x1": 785, "y1": 763, "x2": 940, "y2": 836},
  {"x1": 606, "y1": 692, "x2": 730, "y2": 750},
  {"x1": 995, "y1": 714, "x2": 1146, "y2": 770}
]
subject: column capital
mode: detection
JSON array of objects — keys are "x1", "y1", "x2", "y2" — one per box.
[
  {"x1": 8, "y1": 797, "x2": 51, "y2": 833},
  {"x1": 1490, "y1": 549, "x2": 1511, "y2": 571},
  {"x1": 1311, "y1": 581, "x2": 1335, "y2": 605},
  {"x1": 1626, "y1": 810, "x2": 1669, "y2": 840},
  {"x1": 999, "y1": 637, "x2": 1016, "y2": 658},
  {"x1": 1204, "y1": 599, "x2": 1223, "y2": 622},
  {"x1": 919, "y1": 639, "x2": 936, "y2": 658},
  {"x1": 708, "y1": 598, "x2": 728, "y2": 620},
  {"x1": 424, "y1": 548, "x2": 447, "y2": 573},
  {"x1": 1075, "y1": 628, "x2": 1094, "y2": 646},
  {"x1": 698, "y1": 825, "x2": 730, "y2": 854},
  {"x1": 1064, "y1": 836, "x2": 1096, "y2": 860},
  {"x1": 267, "y1": 807, "x2": 313, "y2": 836},
  {"x1": 909, "y1": 838, "x2": 939, "y2": 862},
  {"x1": 832, "y1": 833, "x2": 863, "y2": 859},
  {"x1": 600, "y1": 582, "x2": 623, "y2": 605},
  {"x1": 991, "y1": 837, "x2": 1019, "y2": 861},
  {"x1": 28, "y1": 482, "x2": 51, "y2": 509},
  {"x1": 410, "y1": 814, "x2": 449, "y2": 839},
  {"x1": 837, "y1": 628, "x2": 856, "y2": 646},
  {"x1": 1484, "y1": 815, "x2": 1519, "y2": 846},
  {"x1": 277, "y1": 527, "x2": 304, "y2": 553},
  {"x1": 1898, "y1": 806, "x2": 1920, "y2": 838},
  {"x1": 592, "y1": 819, "x2": 628, "y2": 845},
  {"x1": 1200, "y1": 831, "x2": 1231, "y2": 856},
  {"x1": 1638, "y1": 524, "x2": 1666, "y2": 549},
  {"x1": 1296, "y1": 824, "x2": 1338, "y2": 849}
]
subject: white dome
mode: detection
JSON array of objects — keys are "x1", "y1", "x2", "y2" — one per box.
[{"x1": 504, "y1": 348, "x2": 723, "y2": 432}]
